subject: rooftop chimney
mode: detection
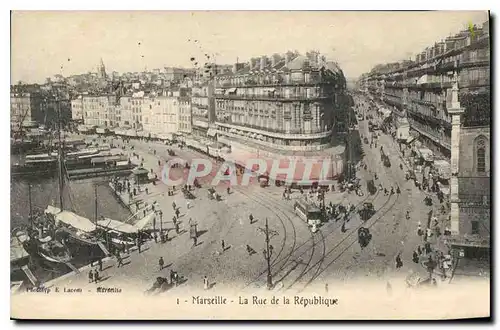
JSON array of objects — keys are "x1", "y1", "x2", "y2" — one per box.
[
  {"x1": 285, "y1": 51, "x2": 294, "y2": 65},
  {"x1": 260, "y1": 56, "x2": 267, "y2": 71},
  {"x1": 271, "y1": 54, "x2": 280, "y2": 67}
]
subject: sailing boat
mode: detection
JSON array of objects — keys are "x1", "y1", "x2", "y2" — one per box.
[
  {"x1": 22, "y1": 189, "x2": 72, "y2": 264},
  {"x1": 41, "y1": 104, "x2": 110, "y2": 257}
]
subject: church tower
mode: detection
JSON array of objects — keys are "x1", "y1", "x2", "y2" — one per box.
[{"x1": 98, "y1": 58, "x2": 107, "y2": 80}]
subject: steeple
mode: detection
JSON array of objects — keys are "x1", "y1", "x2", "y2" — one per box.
[{"x1": 98, "y1": 58, "x2": 107, "y2": 80}]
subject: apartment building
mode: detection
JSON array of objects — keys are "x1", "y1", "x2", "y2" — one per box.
[
  {"x1": 142, "y1": 96, "x2": 183, "y2": 138},
  {"x1": 204, "y1": 50, "x2": 349, "y2": 183},
  {"x1": 361, "y1": 20, "x2": 491, "y2": 260},
  {"x1": 361, "y1": 21, "x2": 490, "y2": 158},
  {"x1": 71, "y1": 97, "x2": 83, "y2": 122},
  {"x1": 82, "y1": 94, "x2": 117, "y2": 127}
]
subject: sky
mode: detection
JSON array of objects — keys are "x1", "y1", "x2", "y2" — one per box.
[{"x1": 11, "y1": 11, "x2": 489, "y2": 84}]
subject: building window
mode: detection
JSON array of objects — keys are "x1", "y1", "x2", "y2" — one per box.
[
  {"x1": 471, "y1": 221, "x2": 479, "y2": 235},
  {"x1": 475, "y1": 136, "x2": 487, "y2": 173}
]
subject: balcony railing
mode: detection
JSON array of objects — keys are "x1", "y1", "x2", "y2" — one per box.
[
  {"x1": 215, "y1": 120, "x2": 332, "y2": 140},
  {"x1": 460, "y1": 56, "x2": 490, "y2": 66},
  {"x1": 461, "y1": 77, "x2": 490, "y2": 88},
  {"x1": 458, "y1": 194, "x2": 491, "y2": 206},
  {"x1": 408, "y1": 119, "x2": 451, "y2": 150},
  {"x1": 214, "y1": 93, "x2": 330, "y2": 101},
  {"x1": 216, "y1": 130, "x2": 332, "y2": 152}
]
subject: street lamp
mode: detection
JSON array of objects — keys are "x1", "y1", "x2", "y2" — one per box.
[
  {"x1": 263, "y1": 245, "x2": 274, "y2": 289},
  {"x1": 258, "y1": 218, "x2": 278, "y2": 290}
]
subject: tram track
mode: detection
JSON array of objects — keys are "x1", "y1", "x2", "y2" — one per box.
[
  {"x1": 294, "y1": 192, "x2": 401, "y2": 293},
  {"x1": 150, "y1": 139, "x2": 408, "y2": 292},
  {"x1": 243, "y1": 186, "x2": 388, "y2": 292},
  {"x1": 232, "y1": 186, "x2": 301, "y2": 291},
  {"x1": 280, "y1": 191, "x2": 394, "y2": 293}
]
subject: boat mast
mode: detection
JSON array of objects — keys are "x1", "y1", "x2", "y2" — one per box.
[
  {"x1": 28, "y1": 183, "x2": 33, "y2": 228},
  {"x1": 56, "y1": 93, "x2": 65, "y2": 211},
  {"x1": 94, "y1": 184, "x2": 98, "y2": 224}
]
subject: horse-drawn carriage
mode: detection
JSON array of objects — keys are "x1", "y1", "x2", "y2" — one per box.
[
  {"x1": 167, "y1": 149, "x2": 175, "y2": 156},
  {"x1": 358, "y1": 202, "x2": 375, "y2": 221},
  {"x1": 358, "y1": 227, "x2": 372, "y2": 248},
  {"x1": 380, "y1": 150, "x2": 391, "y2": 167},
  {"x1": 367, "y1": 179, "x2": 377, "y2": 195}
]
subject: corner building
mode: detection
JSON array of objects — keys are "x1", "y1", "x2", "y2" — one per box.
[{"x1": 212, "y1": 51, "x2": 349, "y2": 184}]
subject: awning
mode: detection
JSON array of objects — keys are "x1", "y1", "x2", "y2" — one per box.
[
  {"x1": 418, "y1": 148, "x2": 434, "y2": 162},
  {"x1": 227, "y1": 88, "x2": 237, "y2": 93},
  {"x1": 91, "y1": 156, "x2": 126, "y2": 164},
  {"x1": 405, "y1": 136, "x2": 417, "y2": 145},
  {"x1": 158, "y1": 133, "x2": 173, "y2": 141},
  {"x1": 132, "y1": 167, "x2": 149, "y2": 175},
  {"x1": 97, "y1": 219, "x2": 138, "y2": 234},
  {"x1": 134, "y1": 212, "x2": 156, "y2": 230},
  {"x1": 45, "y1": 206, "x2": 97, "y2": 232},
  {"x1": 397, "y1": 127, "x2": 410, "y2": 141},
  {"x1": 215, "y1": 88, "x2": 225, "y2": 94},
  {"x1": 434, "y1": 159, "x2": 451, "y2": 180},
  {"x1": 207, "y1": 128, "x2": 217, "y2": 137}
]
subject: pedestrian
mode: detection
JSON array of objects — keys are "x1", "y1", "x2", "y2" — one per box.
[
  {"x1": 175, "y1": 222, "x2": 179, "y2": 234},
  {"x1": 170, "y1": 270, "x2": 175, "y2": 285},
  {"x1": 221, "y1": 240, "x2": 225, "y2": 252},
  {"x1": 172, "y1": 216, "x2": 177, "y2": 225},
  {"x1": 187, "y1": 201, "x2": 191, "y2": 209},
  {"x1": 249, "y1": 214, "x2": 254, "y2": 224},
  {"x1": 203, "y1": 275, "x2": 209, "y2": 290},
  {"x1": 93, "y1": 269, "x2": 100, "y2": 283},
  {"x1": 154, "y1": 233, "x2": 158, "y2": 243},
  {"x1": 341, "y1": 221, "x2": 346, "y2": 233},
  {"x1": 88, "y1": 269, "x2": 94, "y2": 283},
  {"x1": 117, "y1": 254, "x2": 124, "y2": 268},
  {"x1": 172, "y1": 202, "x2": 176, "y2": 210},
  {"x1": 325, "y1": 283, "x2": 329, "y2": 294},
  {"x1": 158, "y1": 257, "x2": 164, "y2": 271},
  {"x1": 145, "y1": 187, "x2": 149, "y2": 195},
  {"x1": 98, "y1": 258, "x2": 103, "y2": 271},
  {"x1": 412, "y1": 250, "x2": 419, "y2": 264},
  {"x1": 175, "y1": 209, "x2": 180, "y2": 218},
  {"x1": 395, "y1": 253, "x2": 403, "y2": 269},
  {"x1": 227, "y1": 187, "x2": 230, "y2": 195},
  {"x1": 143, "y1": 209, "x2": 146, "y2": 217}
]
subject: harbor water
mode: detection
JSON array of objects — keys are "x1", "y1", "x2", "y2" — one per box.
[{"x1": 11, "y1": 171, "x2": 132, "y2": 284}]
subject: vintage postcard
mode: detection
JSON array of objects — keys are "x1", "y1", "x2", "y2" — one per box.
[{"x1": 10, "y1": 10, "x2": 491, "y2": 320}]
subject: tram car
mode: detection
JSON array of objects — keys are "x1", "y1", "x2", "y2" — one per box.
[
  {"x1": 358, "y1": 202, "x2": 376, "y2": 221},
  {"x1": 358, "y1": 227, "x2": 372, "y2": 248}
]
